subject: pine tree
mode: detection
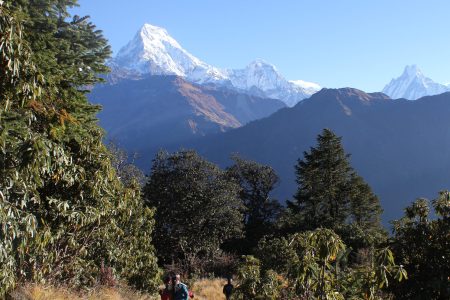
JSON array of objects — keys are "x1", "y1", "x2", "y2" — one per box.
[
  {"x1": 287, "y1": 129, "x2": 383, "y2": 239},
  {"x1": 349, "y1": 173, "x2": 382, "y2": 228}
]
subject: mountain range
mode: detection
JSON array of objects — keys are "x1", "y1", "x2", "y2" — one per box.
[
  {"x1": 109, "y1": 24, "x2": 450, "y2": 103},
  {"x1": 108, "y1": 23, "x2": 321, "y2": 107}
]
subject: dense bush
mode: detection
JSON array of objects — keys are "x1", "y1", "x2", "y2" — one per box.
[
  {"x1": 0, "y1": 1, "x2": 159, "y2": 295},
  {"x1": 389, "y1": 192, "x2": 450, "y2": 299},
  {"x1": 236, "y1": 228, "x2": 406, "y2": 300},
  {"x1": 144, "y1": 150, "x2": 243, "y2": 275}
]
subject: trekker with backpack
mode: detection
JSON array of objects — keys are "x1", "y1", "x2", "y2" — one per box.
[{"x1": 173, "y1": 274, "x2": 189, "y2": 300}]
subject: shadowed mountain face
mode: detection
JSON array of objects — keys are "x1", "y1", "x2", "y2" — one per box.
[
  {"x1": 88, "y1": 75, "x2": 285, "y2": 163},
  {"x1": 189, "y1": 88, "x2": 450, "y2": 222}
]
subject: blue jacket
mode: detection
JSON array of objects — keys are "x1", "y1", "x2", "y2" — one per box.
[{"x1": 173, "y1": 283, "x2": 189, "y2": 300}]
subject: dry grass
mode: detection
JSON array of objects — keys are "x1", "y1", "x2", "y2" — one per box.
[
  {"x1": 9, "y1": 278, "x2": 229, "y2": 300},
  {"x1": 8, "y1": 284, "x2": 158, "y2": 300},
  {"x1": 191, "y1": 278, "x2": 227, "y2": 300}
]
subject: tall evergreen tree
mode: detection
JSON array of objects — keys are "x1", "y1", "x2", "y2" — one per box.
[
  {"x1": 225, "y1": 156, "x2": 282, "y2": 254},
  {"x1": 0, "y1": 1, "x2": 159, "y2": 294},
  {"x1": 287, "y1": 129, "x2": 383, "y2": 241}
]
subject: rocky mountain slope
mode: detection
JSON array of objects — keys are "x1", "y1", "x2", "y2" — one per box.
[{"x1": 89, "y1": 75, "x2": 285, "y2": 158}]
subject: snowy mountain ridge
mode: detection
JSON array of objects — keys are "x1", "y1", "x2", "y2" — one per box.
[
  {"x1": 111, "y1": 23, "x2": 321, "y2": 106},
  {"x1": 382, "y1": 65, "x2": 449, "y2": 100}
]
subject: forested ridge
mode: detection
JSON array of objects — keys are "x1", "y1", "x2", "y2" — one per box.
[{"x1": 1, "y1": 1, "x2": 448, "y2": 299}]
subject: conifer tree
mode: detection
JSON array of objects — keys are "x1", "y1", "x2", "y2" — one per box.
[{"x1": 287, "y1": 129, "x2": 383, "y2": 242}]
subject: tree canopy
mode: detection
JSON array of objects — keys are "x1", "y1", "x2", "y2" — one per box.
[
  {"x1": 225, "y1": 156, "x2": 283, "y2": 254},
  {"x1": 144, "y1": 150, "x2": 243, "y2": 273}
]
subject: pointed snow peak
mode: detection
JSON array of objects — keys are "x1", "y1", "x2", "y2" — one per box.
[
  {"x1": 382, "y1": 65, "x2": 449, "y2": 100},
  {"x1": 113, "y1": 23, "x2": 227, "y2": 81},
  {"x1": 140, "y1": 23, "x2": 168, "y2": 36},
  {"x1": 138, "y1": 23, "x2": 182, "y2": 49},
  {"x1": 141, "y1": 23, "x2": 168, "y2": 34},
  {"x1": 402, "y1": 64, "x2": 423, "y2": 78}
]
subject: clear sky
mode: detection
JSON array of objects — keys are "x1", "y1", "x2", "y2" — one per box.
[{"x1": 72, "y1": 0, "x2": 450, "y2": 92}]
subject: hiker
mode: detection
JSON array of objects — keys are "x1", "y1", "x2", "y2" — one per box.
[
  {"x1": 223, "y1": 277, "x2": 234, "y2": 300},
  {"x1": 172, "y1": 274, "x2": 189, "y2": 300},
  {"x1": 159, "y1": 276, "x2": 173, "y2": 300}
]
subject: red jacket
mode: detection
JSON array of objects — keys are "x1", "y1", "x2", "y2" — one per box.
[{"x1": 159, "y1": 289, "x2": 173, "y2": 300}]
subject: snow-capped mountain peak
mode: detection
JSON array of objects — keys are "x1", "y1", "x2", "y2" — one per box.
[
  {"x1": 247, "y1": 59, "x2": 278, "y2": 72},
  {"x1": 224, "y1": 59, "x2": 321, "y2": 106},
  {"x1": 403, "y1": 64, "x2": 422, "y2": 77},
  {"x1": 227, "y1": 59, "x2": 286, "y2": 91},
  {"x1": 382, "y1": 65, "x2": 449, "y2": 100},
  {"x1": 139, "y1": 23, "x2": 182, "y2": 51},
  {"x1": 113, "y1": 23, "x2": 225, "y2": 82},
  {"x1": 111, "y1": 23, "x2": 321, "y2": 106}
]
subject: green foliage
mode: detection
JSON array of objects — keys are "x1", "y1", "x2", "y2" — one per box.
[
  {"x1": 225, "y1": 156, "x2": 283, "y2": 254},
  {"x1": 0, "y1": 1, "x2": 159, "y2": 295},
  {"x1": 235, "y1": 256, "x2": 287, "y2": 300},
  {"x1": 338, "y1": 247, "x2": 407, "y2": 300},
  {"x1": 286, "y1": 129, "x2": 384, "y2": 249},
  {"x1": 235, "y1": 256, "x2": 261, "y2": 299},
  {"x1": 256, "y1": 236, "x2": 297, "y2": 274},
  {"x1": 10, "y1": 0, "x2": 110, "y2": 88},
  {"x1": 389, "y1": 192, "x2": 450, "y2": 299},
  {"x1": 143, "y1": 150, "x2": 243, "y2": 274},
  {"x1": 288, "y1": 228, "x2": 346, "y2": 299},
  {"x1": 243, "y1": 228, "x2": 405, "y2": 299},
  {"x1": 0, "y1": 3, "x2": 41, "y2": 294},
  {"x1": 259, "y1": 270, "x2": 287, "y2": 300}
]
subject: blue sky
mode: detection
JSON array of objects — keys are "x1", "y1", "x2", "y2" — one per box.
[{"x1": 72, "y1": 0, "x2": 450, "y2": 92}]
